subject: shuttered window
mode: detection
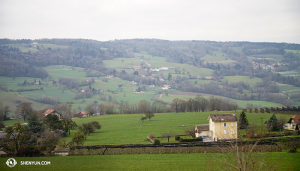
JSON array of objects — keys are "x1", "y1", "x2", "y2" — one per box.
[
  {"x1": 231, "y1": 122, "x2": 234, "y2": 127},
  {"x1": 224, "y1": 130, "x2": 227, "y2": 134},
  {"x1": 231, "y1": 129, "x2": 234, "y2": 134}
]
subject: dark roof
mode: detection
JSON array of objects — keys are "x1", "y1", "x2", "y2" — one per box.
[
  {"x1": 195, "y1": 125, "x2": 209, "y2": 132},
  {"x1": 287, "y1": 115, "x2": 300, "y2": 124},
  {"x1": 208, "y1": 113, "x2": 238, "y2": 122}
]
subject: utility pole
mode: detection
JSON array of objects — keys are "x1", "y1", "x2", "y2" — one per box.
[
  {"x1": 261, "y1": 117, "x2": 263, "y2": 134},
  {"x1": 139, "y1": 125, "x2": 141, "y2": 144}
]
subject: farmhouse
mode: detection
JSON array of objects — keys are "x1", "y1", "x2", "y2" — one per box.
[
  {"x1": 195, "y1": 113, "x2": 238, "y2": 141},
  {"x1": 284, "y1": 115, "x2": 300, "y2": 130},
  {"x1": 97, "y1": 88, "x2": 105, "y2": 92},
  {"x1": 78, "y1": 111, "x2": 89, "y2": 118},
  {"x1": 133, "y1": 66, "x2": 141, "y2": 70},
  {"x1": 43, "y1": 108, "x2": 62, "y2": 119}
]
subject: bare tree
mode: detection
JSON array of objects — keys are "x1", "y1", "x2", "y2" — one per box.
[
  {"x1": 208, "y1": 140, "x2": 274, "y2": 171},
  {"x1": 185, "y1": 127, "x2": 196, "y2": 139}
]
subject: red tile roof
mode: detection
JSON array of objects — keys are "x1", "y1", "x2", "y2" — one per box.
[{"x1": 43, "y1": 108, "x2": 55, "y2": 115}]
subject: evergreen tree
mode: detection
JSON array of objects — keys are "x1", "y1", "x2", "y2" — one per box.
[
  {"x1": 238, "y1": 111, "x2": 249, "y2": 129},
  {"x1": 27, "y1": 112, "x2": 45, "y2": 133},
  {"x1": 266, "y1": 114, "x2": 278, "y2": 131}
]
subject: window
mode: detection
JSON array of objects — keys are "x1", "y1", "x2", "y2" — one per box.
[
  {"x1": 231, "y1": 129, "x2": 234, "y2": 134},
  {"x1": 231, "y1": 122, "x2": 234, "y2": 127},
  {"x1": 223, "y1": 123, "x2": 227, "y2": 127},
  {"x1": 224, "y1": 130, "x2": 227, "y2": 134}
]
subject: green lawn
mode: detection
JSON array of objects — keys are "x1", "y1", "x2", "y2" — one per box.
[{"x1": 0, "y1": 152, "x2": 299, "y2": 171}]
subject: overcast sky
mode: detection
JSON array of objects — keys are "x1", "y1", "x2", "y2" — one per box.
[{"x1": 0, "y1": 0, "x2": 299, "y2": 43}]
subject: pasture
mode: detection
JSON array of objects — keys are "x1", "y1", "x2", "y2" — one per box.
[
  {"x1": 222, "y1": 76, "x2": 262, "y2": 86},
  {"x1": 201, "y1": 51, "x2": 237, "y2": 64},
  {"x1": 60, "y1": 111, "x2": 295, "y2": 146},
  {"x1": 0, "y1": 151, "x2": 299, "y2": 170},
  {"x1": 103, "y1": 55, "x2": 214, "y2": 77},
  {"x1": 0, "y1": 90, "x2": 50, "y2": 115}
]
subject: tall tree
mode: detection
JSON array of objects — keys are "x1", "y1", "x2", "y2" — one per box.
[
  {"x1": 27, "y1": 111, "x2": 45, "y2": 133},
  {"x1": 61, "y1": 118, "x2": 77, "y2": 135},
  {"x1": 238, "y1": 111, "x2": 249, "y2": 129},
  {"x1": 15, "y1": 102, "x2": 33, "y2": 121},
  {"x1": 171, "y1": 98, "x2": 180, "y2": 113},
  {"x1": 44, "y1": 114, "x2": 62, "y2": 131},
  {"x1": 266, "y1": 114, "x2": 278, "y2": 131}
]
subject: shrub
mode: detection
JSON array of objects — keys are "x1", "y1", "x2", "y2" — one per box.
[
  {"x1": 175, "y1": 135, "x2": 180, "y2": 141},
  {"x1": 179, "y1": 137, "x2": 203, "y2": 142},
  {"x1": 284, "y1": 131, "x2": 295, "y2": 136},
  {"x1": 154, "y1": 139, "x2": 160, "y2": 145}
]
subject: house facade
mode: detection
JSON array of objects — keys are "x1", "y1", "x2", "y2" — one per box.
[
  {"x1": 195, "y1": 113, "x2": 238, "y2": 140},
  {"x1": 78, "y1": 111, "x2": 89, "y2": 118},
  {"x1": 43, "y1": 108, "x2": 62, "y2": 119},
  {"x1": 284, "y1": 115, "x2": 300, "y2": 130}
]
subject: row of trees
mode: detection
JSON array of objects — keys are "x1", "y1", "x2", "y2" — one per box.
[{"x1": 96, "y1": 96, "x2": 238, "y2": 115}]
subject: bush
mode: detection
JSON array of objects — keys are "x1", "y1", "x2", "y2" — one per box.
[
  {"x1": 283, "y1": 131, "x2": 295, "y2": 136},
  {"x1": 154, "y1": 139, "x2": 160, "y2": 145},
  {"x1": 175, "y1": 135, "x2": 180, "y2": 141},
  {"x1": 179, "y1": 137, "x2": 203, "y2": 142}
]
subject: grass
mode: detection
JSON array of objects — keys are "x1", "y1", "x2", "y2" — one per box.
[
  {"x1": 62, "y1": 111, "x2": 294, "y2": 146},
  {"x1": 2, "y1": 119, "x2": 24, "y2": 126},
  {"x1": 230, "y1": 47, "x2": 243, "y2": 53},
  {"x1": 0, "y1": 90, "x2": 51, "y2": 116},
  {"x1": 222, "y1": 76, "x2": 262, "y2": 87},
  {"x1": 0, "y1": 152, "x2": 299, "y2": 170},
  {"x1": 201, "y1": 51, "x2": 237, "y2": 64},
  {"x1": 44, "y1": 65, "x2": 87, "y2": 80},
  {"x1": 103, "y1": 56, "x2": 214, "y2": 77},
  {"x1": 279, "y1": 86, "x2": 300, "y2": 93}
]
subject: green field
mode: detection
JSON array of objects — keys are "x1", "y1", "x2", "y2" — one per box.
[
  {"x1": 0, "y1": 152, "x2": 299, "y2": 171},
  {"x1": 44, "y1": 65, "x2": 87, "y2": 80},
  {"x1": 279, "y1": 86, "x2": 300, "y2": 93},
  {"x1": 40, "y1": 111, "x2": 295, "y2": 146},
  {"x1": 0, "y1": 90, "x2": 51, "y2": 115},
  {"x1": 222, "y1": 76, "x2": 262, "y2": 87},
  {"x1": 201, "y1": 51, "x2": 237, "y2": 64},
  {"x1": 230, "y1": 47, "x2": 243, "y2": 53},
  {"x1": 103, "y1": 56, "x2": 214, "y2": 78}
]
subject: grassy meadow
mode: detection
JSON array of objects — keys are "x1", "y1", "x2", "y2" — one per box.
[
  {"x1": 46, "y1": 111, "x2": 296, "y2": 146},
  {"x1": 0, "y1": 152, "x2": 299, "y2": 171},
  {"x1": 201, "y1": 51, "x2": 237, "y2": 64},
  {"x1": 222, "y1": 76, "x2": 262, "y2": 86}
]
